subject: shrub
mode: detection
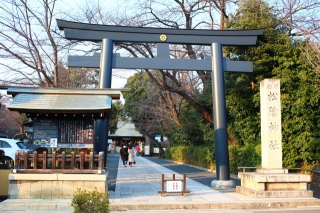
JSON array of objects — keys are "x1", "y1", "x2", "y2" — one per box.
[
  {"x1": 164, "y1": 147, "x2": 172, "y2": 159},
  {"x1": 229, "y1": 144, "x2": 261, "y2": 174},
  {"x1": 164, "y1": 145, "x2": 215, "y2": 170},
  {"x1": 71, "y1": 188, "x2": 110, "y2": 213}
]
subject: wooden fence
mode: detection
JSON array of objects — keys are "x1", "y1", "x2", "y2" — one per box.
[{"x1": 14, "y1": 151, "x2": 105, "y2": 174}]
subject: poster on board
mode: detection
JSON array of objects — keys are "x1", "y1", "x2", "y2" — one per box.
[
  {"x1": 33, "y1": 119, "x2": 59, "y2": 147},
  {"x1": 32, "y1": 119, "x2": 94, "y2": 148},
  {"x1": 144, "y1": 145, "x2": 150, "y2": 155},
  {"x1": 50, "y1": 138, "x2": 57, "y2": 148}
]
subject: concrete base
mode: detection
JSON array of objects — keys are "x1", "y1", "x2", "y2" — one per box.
[
  {"x1": 8, "y1": 173, "x2": 108, "y2": 199},
  {"x1": 237, "y1": 171, "x2": 312, "y2": 198},
  {"x1": 211, "y1": 180, "x2": 236, "y2": 189},
  {"x1": 236, "y1": 186, "x2": 313, "y2": 198}
]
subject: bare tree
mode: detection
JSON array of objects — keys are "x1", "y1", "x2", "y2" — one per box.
[
  {"x1": 57, "y1": 62, "x2": 99, "y2": 88},
  {"x1": 0, "y1": 0, "x2": 61, "y2": 87},
  {"x1": 128, "y1": 81, "x2": 181, "y2": 155},
  {"x1": 302, "y1": 39, "x2": 320, "y2": 75},
  {"x1": 108, "y1": 0, "x2": 237, "y2": 123},
  {"x1": 275, "y1": 0, "x2": 320, "y2": 39}
]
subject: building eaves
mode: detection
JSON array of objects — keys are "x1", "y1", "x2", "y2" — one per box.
[{"x1": 7, "y1": 93, "x2": 113, "y2": 113}]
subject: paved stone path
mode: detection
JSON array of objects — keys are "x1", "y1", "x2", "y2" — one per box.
[
  {"x1": 146, "y1": 156, "x2": 241, "y2": 187},
  {"x1": 1, "y1": 154, "x2": 320, "y2": 212},
  {"x1": 110, "y1": 155, "x2": 237, "y2": 204}
]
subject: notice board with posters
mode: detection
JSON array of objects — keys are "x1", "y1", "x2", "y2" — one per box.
[
  {"x1": 33, "y1": 119, "x2": 94, "y2": 148},
  {"x1": 33, "y1": 119, "x2": 59, "y2": 147}
]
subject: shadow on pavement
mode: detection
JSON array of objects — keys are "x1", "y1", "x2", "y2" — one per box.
[
  {"x1": 106, "y1": 153, "x2": 120, "y2": 192},
  {"x1": 145, "y1": 156, "x2": 320, "y2": 199},
  {"x1": 145, "y1": 157, "x2": 241, "y2": 187}
]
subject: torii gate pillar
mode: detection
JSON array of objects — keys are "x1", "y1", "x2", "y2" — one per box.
[
  {"x1": 211, "y1": 43, "x2": 235, "y2": 188},
  {"x1": 95, "y1": 38, "x2": 113, "y2": 164}
]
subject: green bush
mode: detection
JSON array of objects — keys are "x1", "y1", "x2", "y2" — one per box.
[
  {"x1": 164, "y1": 148, "x2": 172, "y2": 159},
  {"x1": 165, "y1": 146, "x2": 215, "y2": 170},
  {"x1": 229, "y1": 144, "x2": 261, "y2": 174},
  {"x1": 71, "y1": 188, "x2": 110, "y2": 213}
]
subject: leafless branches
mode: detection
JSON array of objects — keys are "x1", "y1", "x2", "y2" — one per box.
[
  {"x1": 273, "y1": 0, "x2": 320, "y2": 40},
  {"x1": 0, "y1": 0, "x2": 60, "y2": 87}
]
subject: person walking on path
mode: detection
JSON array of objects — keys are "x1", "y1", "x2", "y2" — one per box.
[
  {"x1": 128, "y1": 145, "x2": 135, "y2": 167},
  {"x1": 135, "y1": 146, "x2": 140, "y2": 156},
  {"x1": 120, "y1": 145, "x2": 128, "y2": 167}
]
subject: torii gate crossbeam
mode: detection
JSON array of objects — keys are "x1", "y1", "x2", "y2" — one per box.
[{"x1": 57, "y1": 19, "x2": 264, "y2": 189}]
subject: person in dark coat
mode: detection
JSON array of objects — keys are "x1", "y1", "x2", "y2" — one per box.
[{"x1": 120, "y1": 145, "x2": 128, "y2": 167}]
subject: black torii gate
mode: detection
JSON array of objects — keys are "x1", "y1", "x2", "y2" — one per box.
[{"x1": 57, "y1": 19, "x2": 263, "y2": 188}]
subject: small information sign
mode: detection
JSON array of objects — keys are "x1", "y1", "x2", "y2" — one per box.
[
  {"x1": 167, "y1": 181, "x2": 182, "y2": 192},
  {"x1": 158, "y1": 174, "x2": 190, "y2": 197},
  {"x1": 144, "y1": 145, "x2": 150, "y2": 155}
]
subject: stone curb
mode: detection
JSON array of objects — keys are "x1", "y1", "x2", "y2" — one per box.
[
  {"x1": 0, "y1": 199, "x2": 73, "y2": 212},
  {"x1": 109, "y1": 200, "x2": 320, "y2": 211},
  {"x1": 2, "y1": 199, "x2": 320, "y2": 212}
]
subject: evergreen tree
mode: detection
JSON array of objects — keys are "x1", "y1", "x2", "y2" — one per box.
[{"x1": 226, "y1": 0, "x2": 320, "y2": 170}]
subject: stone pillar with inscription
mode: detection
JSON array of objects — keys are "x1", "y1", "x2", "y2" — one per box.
[
  {"x1": 260, "y1": 79, "x2": 282, "y2": 172},
  {"x1": 236, "y1": 79, "x2": 313, "y2": 198}
]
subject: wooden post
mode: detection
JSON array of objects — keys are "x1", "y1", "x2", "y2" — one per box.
[
  {"x1": 34, "y1": 151, "x2": 38, "y2": 170},
  {"x1": 61, "y1": 152, "x2": 65, "y2": 170},
  {"x1": 161, "y1": 174, "x2": 165, "y2": 196},
  {"x1": 183, "y1": 174, "x2": 187, "y2": 196},
  {"x1": 89, "y1": 152, "x2": 94, "y2": 170},
  {"x1": 80, "y1": 152, "x2": 84, "y2": 170},
  {"x1": 52, "y1": 151, "x2": 56, "y2": 169},
  {"x1": 42, "y1": 151, "x2": 47, "y2": 170},
  {"x1": 23, "y1": 151, "x2": 28, "y2": 169},
  {"x1": 15, "y1": 151, "x2": 21, "y2": 169},
  {"x1": 70, "y1": 152, "x2": 74, "y2": 170}
]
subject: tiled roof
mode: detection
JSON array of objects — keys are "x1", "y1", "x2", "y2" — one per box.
[
  {"x1": 2, "y1": 86, "x2": 129, "y2": 99},
  {"x1": 7, "y1": 94, "x2": 112, "y2": 112},
  {"x1": 109, "y1": 122, "x2": 143, "y2": 137}
]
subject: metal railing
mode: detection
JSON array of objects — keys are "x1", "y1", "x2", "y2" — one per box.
[{"x1": 238, "y1": 166, "x2": 320, "y2": 174}]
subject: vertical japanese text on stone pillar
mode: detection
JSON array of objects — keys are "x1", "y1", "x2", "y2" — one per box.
[
  {"x1": 261, "y1": 79, "x2": 282, "y2": 169},
  {"x1": 267, "y1": 81, "x2": 280, "y2": 151}
]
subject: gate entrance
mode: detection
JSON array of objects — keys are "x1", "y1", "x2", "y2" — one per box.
[{"x1": 57, "y1": 19, "x2": 263, "y2": 187}]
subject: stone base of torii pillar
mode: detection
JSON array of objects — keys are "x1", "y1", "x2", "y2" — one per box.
[
  {"x1": 236, "y1": 168, "x2": 312, "y2": 198},
  {"x1": 236, "y1": 79, "x2": 312, "y2": 198}
]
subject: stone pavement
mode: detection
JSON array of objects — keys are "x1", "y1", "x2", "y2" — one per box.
[
  {"x1": 109, "y1": 156, "x2": 320, "y2": 211},
  {"x1": 1, "y1": 155, "x2": 320, "y2": 212}
]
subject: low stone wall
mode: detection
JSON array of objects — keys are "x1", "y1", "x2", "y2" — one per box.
[
  {"x1": 8, "y1": 173, "x2": 108, "y2": 199},
  {"x1": 311, "y1": 165, "x2": 320, "y2": 193}
]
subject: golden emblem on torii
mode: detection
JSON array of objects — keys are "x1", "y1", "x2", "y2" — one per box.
[{"x1": 160, "y1": 34, "x2": 167, "y2": 41}]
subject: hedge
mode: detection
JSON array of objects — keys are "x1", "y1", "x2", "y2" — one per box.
[{"x1": 164, "y1": 145, "x2": 215, "y2": 170}]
